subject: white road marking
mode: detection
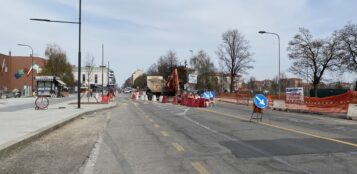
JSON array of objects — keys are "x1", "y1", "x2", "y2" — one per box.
[{"x1": 81, "y1": 135, "x2": 102, "y2": 174}]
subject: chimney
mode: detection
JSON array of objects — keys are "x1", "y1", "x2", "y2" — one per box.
[{"x1": 8, "y1": 51, "x2": 11, "y2": 57}]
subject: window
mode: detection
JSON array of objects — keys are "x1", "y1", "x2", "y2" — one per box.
[
  {"x1": 82, "y1": 74, "x2": 85, "y2": 82},
  {"x1": 95, "y1": 74, "x2": 98, "y2": 84}
]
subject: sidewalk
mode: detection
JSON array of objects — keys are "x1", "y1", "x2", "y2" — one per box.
[
  {"x1": 0, "y1": 97, "x2": 35, "y2": 109},
  {"x1": 0, "y1": 97, "x2": 117, "y2": 157}
]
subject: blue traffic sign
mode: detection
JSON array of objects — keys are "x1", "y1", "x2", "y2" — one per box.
[
  {"x1": 254, "y1": 94, "x2": 268, "y2": 109},
  {"x1": 203, "y1": 92, "x2": 210, "y2": 99}
]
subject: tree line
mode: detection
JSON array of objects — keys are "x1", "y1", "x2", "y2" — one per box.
[
  {"x1": 124, "y1": 29, "x2": 254, "y2": 92},
  {"x1": 288, "y1": 23, "x2": 357, "y2": 95},
  {"x1": 39, "y1": 43, "x2": 101, "y2": 88},
  {"x1": 124, "y1": 23, "x2": 357, "y2": 94}
]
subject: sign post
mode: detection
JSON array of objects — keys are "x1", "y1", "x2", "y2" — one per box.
[{"x1": 251, "y1": 94, "x2": 268, "y2": 121}]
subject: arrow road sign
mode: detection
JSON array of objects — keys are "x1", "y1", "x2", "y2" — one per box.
[{"x1": 254, "y1": 94, "x2": 268, "y2": 109}]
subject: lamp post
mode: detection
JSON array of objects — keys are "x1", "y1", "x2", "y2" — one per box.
[
  {"x1": 30, "y1": 0, "x2": 82, "y2": 108},
  {"x1": 17, "y1": 44, "x2": 34, "y2": 96},
  {"x1": 258, "y1": 30, "x2": 281, "y2": 98},
  {"x1": 101, "y1": 44, "x2": 104, "y2": 97}
]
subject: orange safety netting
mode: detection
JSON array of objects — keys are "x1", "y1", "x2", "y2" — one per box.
[
  {"x1": 218, "y1": 91, "x2": 357, "y2": 114},
  {"x1": 292, "y1": 91, "x2": 354, "y2": 113},
  {"x1": 351, "y1": 91, "x2": 357, "y2": 104}
]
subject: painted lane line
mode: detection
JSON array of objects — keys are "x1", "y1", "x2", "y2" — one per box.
[
  {"x1": 187, "y1": 109, "x2": 308, "y2": 173},
  {"x1": 191, "y1": 161, "x2": 210, "y2": 174},
  {"x1": 161, "y1": 131, "x2": 169, "y2": 137},
  {"x1": 172, "y1": 142, "x2": 184, "y2": 152},
  {"x1": 200, "y1": 108, "x2": 357, "y2": 148},
  {"x1": 154, "y1": 124, "x2": 160, "y2": 128},
  {"x1": 259, "y1": 122, "x2": 357, "y2": 148}
]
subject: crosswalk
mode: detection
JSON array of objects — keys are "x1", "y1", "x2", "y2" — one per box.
[{"x1": 142, "y1": 101, "x2": 190, "y2": 116}]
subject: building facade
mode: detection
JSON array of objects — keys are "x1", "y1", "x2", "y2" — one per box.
[
  {"x1": 0, "y1": 52, "x2": 46, "y2": 96},
  {"x1": 211, "y1": 73, "x2": 242, "y2": 92},
  {"x1": 132, "y1": 69, "x2": 144, "y2": 84},
  {"x1": 72, "y1": 66, "x2": 116, "y2": 89}
]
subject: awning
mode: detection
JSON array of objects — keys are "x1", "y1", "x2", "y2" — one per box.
[
  {"x1": 55, "y1": 79, "x2": 66, "y2": 86},
  {"x1": 35, "y1": 76, "x2": 55, "y2": 81}
]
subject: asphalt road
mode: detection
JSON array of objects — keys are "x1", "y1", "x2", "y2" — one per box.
[{"x1": 91, "y1": 95, "x2": 357, "y2": 174}]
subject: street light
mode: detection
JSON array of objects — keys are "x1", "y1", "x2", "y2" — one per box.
[
  {"x1": 258, "y1": 30, "x2": 281, "y2": 98},
  {"x1": 30, "y1": 0, "x2": 82, "y2": 108},
  {"x1": 17, "y1": 43, "x2": 34, "y2": 96},
  {"x1": 101, "y1": 44, "x2": 104, "y2": 97}
]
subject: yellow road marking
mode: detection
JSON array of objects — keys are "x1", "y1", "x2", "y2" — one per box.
[
  {"x1": 149, "y1": 119, "x2": 154, "y2": 123},
  {"x1": 172, "y1": 142, "x2": 184, "y2": 152},
  {"x1": 191, "y1": 161, "x2": 210, "y2": 174},
  {"x1": 161, "y1": 131, "x2": 169, "y2": 137},
  {"x1": 154, "y1": 124, "x2": 160, "y2": 128},
  {"x1": 199, "y1": 108, "x2": 357, "y2": 148}
]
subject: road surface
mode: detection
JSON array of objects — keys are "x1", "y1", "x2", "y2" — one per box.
[
  {"x1": 91, "y1": 95, "x2": 357, "y2": 174},
  {"x1": 1, "y1": 94, "x2": 356, "y2": 174}
]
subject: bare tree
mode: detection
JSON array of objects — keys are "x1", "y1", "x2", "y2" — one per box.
[
  {"x1": 157, "y1": 50, "x2": 179, "y2": 79},
  {"x1": 85, "y1": 53, "x2": 96, "y2": 86},
  {"x1": 147, "y1": 63, "x2": 159, "y2": 75},
  {"x1": 217, "y1": 29, "x2": 254, "y2": 92},
  {"x1": 336, "y1": 23, "x2": 357, "y2": 72},
  {"x1": 336, "y1": 23, "x2": 357, "y2": 90},
  {"x1": 190, "y1": 50, "x2": 216, "y2": 90},
  {"x1": 287, "y1": 28, "x2": 343, "y2": 96}
]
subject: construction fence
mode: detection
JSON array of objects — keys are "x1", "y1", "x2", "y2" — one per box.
[{"x1": 217, "y1": 91, "x2": 357, "y2": 114}]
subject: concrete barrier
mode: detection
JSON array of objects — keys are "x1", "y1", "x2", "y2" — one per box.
[
  {"x1": 152, "y1": 95, "x2": 157, "y2": 102},
  {"x1": 272, "y1": 100, "x2": 286, "y2": 110},
  {"x1": 159, "y1": 96, "x2": 163, "y2": 102},
  {"x1": 347, "y1": 104, "x2": 357, "y2": 120}
]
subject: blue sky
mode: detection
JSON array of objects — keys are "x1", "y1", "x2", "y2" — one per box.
[{"x1": 0, "y1": 0, "x2": 356, "y2": 85}]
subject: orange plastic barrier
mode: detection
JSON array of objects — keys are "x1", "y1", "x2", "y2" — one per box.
[
  {"x1": 162, "y1": 96, "x2": 168, "y2": 103},
  {"x1": 102, "y1": 96, "x2": 109, "y2": 103},
  {"x1": 172, "y1": 96, "x2": 178, "y2": 105}
]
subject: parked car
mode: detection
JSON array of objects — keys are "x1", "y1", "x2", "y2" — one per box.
[{"x1": 123, "y1": 87, "x2": 132, "y2": 94}]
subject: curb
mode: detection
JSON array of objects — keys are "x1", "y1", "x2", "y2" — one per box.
[{"x1": 0, "y1": 103, "x2": 118, "y2": 158}]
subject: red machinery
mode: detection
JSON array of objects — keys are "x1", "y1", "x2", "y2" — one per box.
[{"x1": 165, "y1": 68, "x2": 181, "y2": 96}]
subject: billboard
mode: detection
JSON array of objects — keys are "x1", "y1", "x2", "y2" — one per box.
[
  {"x1": 188, "y1": 73, "x2": 197, "y2": 84},
  {"x1": 286, "y1": 87, "x2": 304, "y2": 104}
]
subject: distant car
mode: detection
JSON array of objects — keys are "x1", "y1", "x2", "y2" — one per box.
[{"x1": 123, "y1": 87, "x2": 132, "y2": 94}]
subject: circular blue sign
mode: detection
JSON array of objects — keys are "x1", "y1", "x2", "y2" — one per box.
[{"x1": 254, "y1": 94, "x2": 268, "y2": 109}]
